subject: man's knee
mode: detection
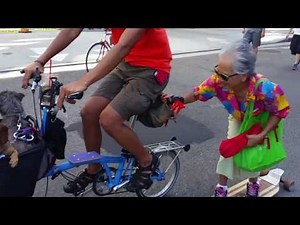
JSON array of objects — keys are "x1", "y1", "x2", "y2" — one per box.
[
  {"x1": 99, "y1": 110, "x2": 120, "y2": 133},
  {"x1": 80, "y1": 96, "x2": 110, "y2": 119},
  {"x1": 80, "y1": 103, "x2": 103, "y2": 120},
  {"x1": 80, "y1": 105, "x2": 93, "y2": 119}
]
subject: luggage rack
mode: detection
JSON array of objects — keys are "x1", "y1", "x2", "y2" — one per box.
[{"x1": 144, "y1": 137, "x2": 190, "y2": 154}]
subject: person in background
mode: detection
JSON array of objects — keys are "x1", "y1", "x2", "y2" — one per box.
[
  {"x1": 242, "y1": 28, "x2": 265, "y2": 57},
  {"x1": 286, "y1": 28, "x2": 300, "y2": 70}
]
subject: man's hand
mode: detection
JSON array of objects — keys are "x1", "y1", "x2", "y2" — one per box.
[
  {"x1": 57, "y1": 80, "x2": 87, "y2": 110},
  {"x1": 21, "y1": 62, "x2": 44, "y2": 89}
]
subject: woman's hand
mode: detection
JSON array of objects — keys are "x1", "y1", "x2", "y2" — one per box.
[{"x1": 246, "y1": 133, "x2": 265, "y2": 147}]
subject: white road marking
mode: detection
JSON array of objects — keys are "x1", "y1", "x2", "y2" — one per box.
[
  {"x1": 0, "y1": 42, "x2": 39, "y2": 46},
  {"x1": 0, "y1": 47, "x2": 9, "y2": 51},
  {"x1": 29, "y1": 47, "x2": 47, "y2": 54},
  {"x1": 207, "y1": 37, "x2": 229, "y2": 45},
  {"x1": 29, "y1": 54, "x2": 68, "y2": 62},
  {"x1": 30, "y1": 47, "x2": 68, "y2": 62},
  {"x1": 0, "y1": 64, "x2": 87, "y2": 79},
  {"x1": 173, "y1": 50, "x2": 221, "y2": 59},
  {"x1": 13, "y1": 38, "x2": 55, "y2": 42}
]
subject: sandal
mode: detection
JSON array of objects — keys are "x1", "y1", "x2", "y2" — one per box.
[
  {"x1": 63, "y1": 169, "x2": 99, "y2": 194},
  {"x1": 126, "y1": 154, "x2": 160, "y2": 192}
]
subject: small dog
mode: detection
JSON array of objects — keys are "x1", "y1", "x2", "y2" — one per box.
[
  {"x1": 0, "y1": 123, "x2": 18, "y2": 167},
  {"x1": 0, "y1": 90, "x2": 35, "y2": 160}
]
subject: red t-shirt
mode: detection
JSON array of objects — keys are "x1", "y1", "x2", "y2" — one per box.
[{"x1": 111, "y1": 28, "x2": 172, "y2": 74}]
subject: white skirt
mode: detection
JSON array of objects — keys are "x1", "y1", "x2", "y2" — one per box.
[{"x1": 216, "y1": 115, "x2": 260, "y2": 180}]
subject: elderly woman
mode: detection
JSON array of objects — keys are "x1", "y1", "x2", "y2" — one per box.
[{"x1": 178, "y1": 39, "x2": 290, "y2": 197}]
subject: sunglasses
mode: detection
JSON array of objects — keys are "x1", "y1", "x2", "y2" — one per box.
[{"x1": 214, "y1": 65, "x2": 239, "y2": 81}]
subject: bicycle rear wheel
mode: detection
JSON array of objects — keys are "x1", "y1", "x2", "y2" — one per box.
[
  {"x1": 85, "y1": 41, "x2": 110, "y2": 72},
  {"x1": 136, "y1": 150, "x2": 180, "y2": 197}
]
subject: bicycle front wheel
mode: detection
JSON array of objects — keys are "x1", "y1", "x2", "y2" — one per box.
[
  {"x1": 85, "y1": 41, "x2": 110, "y2": 72},
  {"x1": 136, "y1": 150, "x2": 180, "y2": 197}
]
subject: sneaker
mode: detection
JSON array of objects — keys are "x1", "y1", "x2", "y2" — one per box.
[
  {"x1": 63, "y1": 169, "x2": 96, "y2": 194},
  {"x1": 246, "y1": 182, "x2": 260, "y2": 197},
  {"x1": 214, "y1": 186, "x2": 227, "y2": 197},
  {"x1": 126, "y1": 154, "x2": 160, "y2": 192},
  {"x1": 292, "y1": 64, "x2": 298, "y2": 70}
]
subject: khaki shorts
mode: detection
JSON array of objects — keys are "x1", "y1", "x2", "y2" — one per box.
[
  {"x1": 216, "y1": 115, "x2": 260, "y2": 180},
  {"x1": 92, "y1": 61, "x2": 169, "y2": 120}
]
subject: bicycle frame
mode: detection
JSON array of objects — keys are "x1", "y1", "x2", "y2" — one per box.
[
  {"x1": 41, "y1": 104, "x2": 164, "y2": 188},
  {"x1": 47, "y1": 151, "x2": 135, "y2": 190},
  {"x1": 40, "y1": 105, "x2": 137, "y2": 193}
]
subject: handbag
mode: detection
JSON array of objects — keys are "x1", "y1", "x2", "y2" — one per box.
[
  {"x1": 137, "y1": 95, "x2": 174, "y2": 128},
  {"x1": 233, "y1": 78, "x2": 286, "y2": 172}
]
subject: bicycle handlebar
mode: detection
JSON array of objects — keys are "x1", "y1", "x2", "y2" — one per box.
[
  {"x1": 20, "y1": 68, "x2": 84, "y2": 100},
  {"x1": 66, "y1": 91, "x2": 84, "y2": 100}
]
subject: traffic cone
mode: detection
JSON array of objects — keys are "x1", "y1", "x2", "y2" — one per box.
[{"x1": 19, "y1": 28, "x2": 32, "y2": 33}]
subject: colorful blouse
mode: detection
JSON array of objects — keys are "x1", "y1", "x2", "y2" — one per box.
[{"x1": 193, "y1": 73, "x2": 290, "y2": 121}]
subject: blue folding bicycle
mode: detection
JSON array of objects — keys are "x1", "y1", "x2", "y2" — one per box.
[{"x1": 25, "y1": 69, "x2": 190, "y2": 197}]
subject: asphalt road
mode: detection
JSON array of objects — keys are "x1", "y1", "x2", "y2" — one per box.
[{"x1": 0, "y1": 46, "x2": 298, "y2": 197}]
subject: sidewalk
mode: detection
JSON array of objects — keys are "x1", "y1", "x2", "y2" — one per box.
[{"x1": 261, "y1": 28, "x2": 291, "y2": 45}]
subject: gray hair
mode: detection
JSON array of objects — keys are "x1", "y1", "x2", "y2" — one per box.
[{"x1": 219, "y1": 39, "x2": 256, "y2": 76}]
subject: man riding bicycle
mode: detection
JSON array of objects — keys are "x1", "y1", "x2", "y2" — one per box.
[{"x1": 21, "y1": 28, "x2": 172, "y2": 193}]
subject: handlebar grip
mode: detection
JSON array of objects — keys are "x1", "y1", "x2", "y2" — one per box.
[
  {"x1": 32, "y1": 68, "x2": 41, "y2": 82},
  {"x1": 20, "y1": 68, "x2": 41, "y2": 82},
  {"x1": 67, "y1": 92, "x2": 84, "y2": 100}
]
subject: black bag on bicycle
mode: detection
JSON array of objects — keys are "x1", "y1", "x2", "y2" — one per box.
[
  {"x1": 137, "y1": 96, "x2": 174, "y2": 128},
  {"x1": 0, "y1": 117, "x2": 46, "y2": 197},
  {"x1": 44, "y1": 115, "x2": 67, "y2": 160},
  {"x1": 35, "y1": 115, "x2": 67, "y2": 180}
]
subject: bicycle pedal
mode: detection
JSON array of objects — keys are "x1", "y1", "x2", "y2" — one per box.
[{"x1": 75, "y1": 186, "x2": 93, "y2": 197}]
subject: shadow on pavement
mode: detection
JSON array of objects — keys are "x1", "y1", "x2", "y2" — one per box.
[{"x1": 65, "y1": 115, "x2": 214, "y2": 154}]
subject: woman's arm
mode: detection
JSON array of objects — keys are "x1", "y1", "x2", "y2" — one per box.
[{"x1": 183, "y1": 91, "x2": 198, "y2": 104}]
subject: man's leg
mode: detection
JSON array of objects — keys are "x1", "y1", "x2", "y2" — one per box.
[
  {"x1": 99, "y1": 63, "x2": 168, "y2": 191},
  {"x1": 63, "y1": 67, "x2": 125, "y2": 194},
  {"x1": 295, "y1": 53, "x2": 300, "y2": 65},
  {"x1": 81, "y1": 96, "x2": 111, "y2": 174},
  {"x1": 100, "y1": 97, "x2": 158, "y2": 192},
  {"x1": 100, "y1": 105, "x2": 153, "y2": 167},
  {"x1": 63, "y1": 96, "x2": 111, "y2": 194}
]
